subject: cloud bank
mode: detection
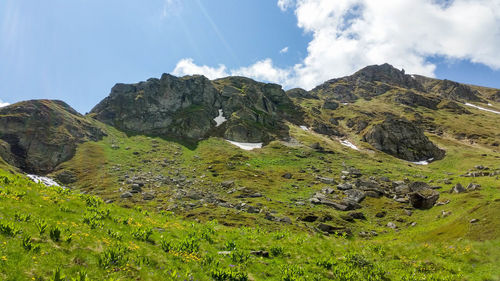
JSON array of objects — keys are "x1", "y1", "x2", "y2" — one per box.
[
  {"x1": 0, "y1": 99, "x2": 10, "y2": 108},
  {"x1": 173, "y1": 0, "x2": 500, "y2": 90}
]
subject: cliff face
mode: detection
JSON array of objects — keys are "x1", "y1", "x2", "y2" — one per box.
[
  {"x1": 90, "y1": 74, "x2": 303, "y2": 143},
  {"x1": 0, "y1": 100, "x2": 105, "y2": 174}
]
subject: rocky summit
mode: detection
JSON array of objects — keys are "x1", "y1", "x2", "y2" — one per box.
[
  {"x1": 0, "y1": 63, "x2": 499, "y2": 280},
  {"x1": 90, "y1": 74, "x2": 302, "y2": 143}
]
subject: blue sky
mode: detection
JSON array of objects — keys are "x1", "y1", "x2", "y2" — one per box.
[{"x1": 1, "y1": 0, "x2": 499, "y2": 113}]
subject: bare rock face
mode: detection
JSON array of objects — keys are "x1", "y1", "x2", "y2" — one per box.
[
  {"x1": 393, "y1": 91, "x2": 440, "y2": 110},
  {"x1": 91, "y1": 74, "x2": 302, "y2": 143},
  {"x1": 91, "y1": 74, "x2": 220, "y2": 141},
  {"x1": 362, "y1": 117, "x2": 445, "y2": 162},
  {"x1": 310, "y1": 63, "x2": 424, "y2": 102},
  {"x1": 414, "y1": 75, "x2": 481, "y2": 102},
  {"x1": 0, "y1": 100, "x2": 105, "y2": 173}
]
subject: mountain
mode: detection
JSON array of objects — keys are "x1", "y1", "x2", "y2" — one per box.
[
  {"x1": 90, "y1": 74, "x2": 303, "y2": 144},
  {"x1": 0, "y1": 100, "x2": 105, "y2": 173},
  {"x1": 0, "y1": 64, "x2": 499, "y2": 280}
]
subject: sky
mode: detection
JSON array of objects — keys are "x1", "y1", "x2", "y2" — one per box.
[{"x1": 1, "y1": 0, "x2": 499, "y2": 113}]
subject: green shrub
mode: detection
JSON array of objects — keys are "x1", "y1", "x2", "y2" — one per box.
[
  {"x1": 98, "y1": 244, "x2": 129, "y2": 268},
  {"x1": 177, "y1": 236, "x2": 200, "y2": 253},
  {"x1": 0, "y1": 220, "x2": 20, "y2": 236},
  {"x1": 281, "y1": 265, "x2": 304, "y2": 281},
  {"x1": 211, "y1": 267, "x2": 248, "y2": 281},
  {"x1": 14, "y1": 212, "x2": 31, "y2": 222},
  {"x1": 131, "y1": 227, "x2": 153, "y2": 243},
  {"x1": 225, "y1": 240, "x2": 237, "y2": 251},
  {"x1": 270, "y1": 245, "x2": 285, "y2": 257},
  {"x1": 107, "y1": 229, "x2": 123, "y2": 241},
  {"x1": 230, "y1": 250, "x2": 249, "y2": 263},
  {"x1": 50, "y1": 268, "x2": 65, "y2": 281},
  {"x1": 50, "y1": 226, "x2": 62, "y2": 242},
  {"x1": 22, "y1": 235, "x2": 40, "y2": 252},
  {"x1": 160, "y1": 238, "x2": 173, "y2": 253},
  {"x1": 35, "y1": 219, "x2": 48, "y2": 235}
]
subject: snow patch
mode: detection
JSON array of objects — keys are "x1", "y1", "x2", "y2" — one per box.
[
  {"x1": 214, "y1": 109, "x2": 227, "y2": 127},
  {"x1": 27, "y1": 174, "x2": 60, "y2": 187},
  {"x1": 339, "y1": 139, "x2": 359, "y2": 150},
  {"x1": 464, "y1": 103, "x2": 500, "y2": 114},
  {"x1": 225, "y1": 140, "x2": 262, "y2": 150},
  {"x1": 341, "y1": 102, "x2": 349, "y2": 105},
  {"x1": 488, "y1": 103, "x2": 493, "y2": 106},
  {"x1": 411, "y1": 158, "x2": 434, "y2": 165},
  {"x1": 299, "y1": 125, "x2": 309, "y2": 131}
]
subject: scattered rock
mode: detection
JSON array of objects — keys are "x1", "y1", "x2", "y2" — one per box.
[
  {"x1": 250, "y1": 250, "x2": 269, "y2": 258},
  {"x1": 317, "y1": 176, "x2": 337, "y2": 185},
  {"x1": 375, "y1": 211, "x2": 386, "y2": 218},
  {"x1": 142, "y1": 192, "x2": 155, "y2": 200},
  {"x1": 408, "y1": 183, "x2": 439, "y2": 209},
  {"x1": 451, "y1": 183, "x2": 466, "y2": 193},
  {"x1": 344, "y1": 189, "x2": 366, "y2": 203},
  {"x1": 321, "y1": 187, "x2": 335, "y2": 194},
  {"x1": 282, "y1": 173, "x2": 292, "y2": 179},
  {"x1": 387, "y1": 222, "x2": 397, "y2": 229},
  {"x1": 54, "y1": 170, "x2": 77, "y2": 185},
  {"x1": 470, "y1": 219, "x2": 479, "y2": 223},
  {"x1": 221, "y1": 180, "x2": 235, "y2": 188},
  {"x1": 121, "y1": 192, "x2": 133, "y2": 198},
  {"x1": 337, "y1": 183, "x2": 353, "y2": 190},
  {"x1": 349, "y1": 212, "x2": 366, "y2": 220},
  {"x1": 466, "y1": 183, "x2": 481, "y2": 191}
]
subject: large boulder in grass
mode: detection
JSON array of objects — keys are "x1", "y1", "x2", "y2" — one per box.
[
  {"x1": 362, "y1": 117, "x2": 445, "y2": 162},
  {"x1": 408, "y1": 182, "x2": 440, "y2": 209}
]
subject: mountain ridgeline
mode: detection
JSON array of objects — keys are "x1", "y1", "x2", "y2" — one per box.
[{"x1": 0, "y1": 63, "x2": 499, "y2": 174}]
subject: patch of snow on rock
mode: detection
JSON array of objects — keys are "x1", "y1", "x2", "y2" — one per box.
[
  {"x1": 225, "y1": 140, "x2": 262, "y2": 150},
  {"x1": 299, "y1": 125, "x2": 309, "y2": 131},
  {"x1": 214, "y1": 109, "x2": 227, "y2": 127},
  {"x1": 27, "y1": 174, "x2": 60, "y2": 187},
  {"x1": 464, "y1": 103, "x2": 500, "y2": 114},
  {"x1": 342, "y1": 103, "x2": 349, "y2": 105},
  {"x1": 339, "y1": 139, "x2": 359, "y2": 150},
  {"x1": 411, "y1": 158, "x2": 434, "y2": 165}
]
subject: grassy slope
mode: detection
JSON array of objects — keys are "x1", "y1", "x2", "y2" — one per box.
[{"x1": 1, "y1": 168, "x2": 499, "y2": 281}]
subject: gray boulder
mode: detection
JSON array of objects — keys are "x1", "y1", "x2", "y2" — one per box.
[{"x1": 362, "y1": 117, "x2": 445, "y2": 162}]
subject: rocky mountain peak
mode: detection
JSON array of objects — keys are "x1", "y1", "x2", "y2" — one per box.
[
  {"x1": 90, "y1": 74, "x2": 303, "y2": 144},
  {"x1": 0, "y1": 100, "x2": 105, "y2": 173}
]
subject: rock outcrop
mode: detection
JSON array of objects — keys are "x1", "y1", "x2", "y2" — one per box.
[
  {"x1": 0, "y1": 100, "x2": 105, "y2": 173},
  {"x1": 310, "y1": 63, "x2": 424, "y2": 102},
  {"x1": 91, "y1": 74, "x2": 302, "y2": 143},
  {"x1": 362, "y1": 117, "x2": 445, "y2": 161},
  {"x1": 393, "y1": 91, "x2": 439, "y2": 110}
]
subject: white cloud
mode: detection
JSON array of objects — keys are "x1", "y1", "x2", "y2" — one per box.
[
  {"x1": 232, "y1": 59, "x2": 291, "y2": 85},
  {"x1": 172, "y1": 58, "x2": 229, "y2": 80},
  {"x1": 173, "y1": 58, "x2": 293, "y2": 86},
  {"x1": 279, "y1": 46, "x2": 289, "y2": 54},
  {"x1": 290, "y1": 0, "x2": 500, "y2": 89},
  {"x1": 172, "y1": 0, "x2": 500, "y2": 90},
  {"x1": 0, "y1": 99, "x2": 10, "y2": 108},
  {"x1": 277, "y1": 0, "x2": 295, "y2": 11}
]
